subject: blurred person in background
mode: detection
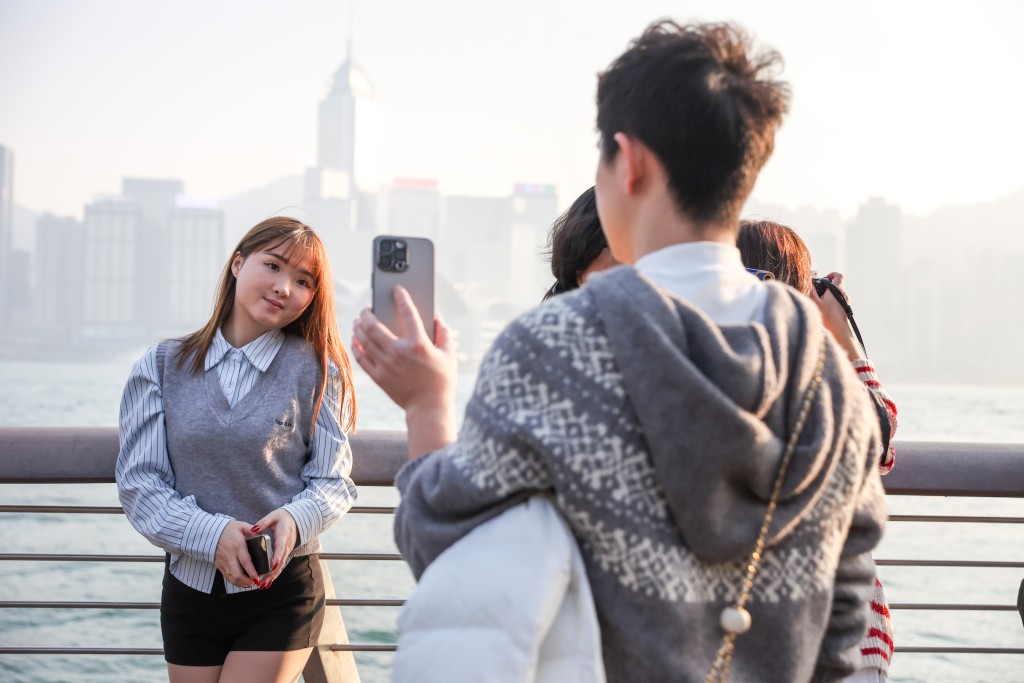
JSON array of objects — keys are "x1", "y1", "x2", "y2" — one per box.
[{"x1": 738, "y1": 218, "x2": 897, "y2": 682}]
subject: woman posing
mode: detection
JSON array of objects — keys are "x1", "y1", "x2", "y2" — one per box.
[{"x1": 116, "y1": 217, "x2": 358, "y2": 683}]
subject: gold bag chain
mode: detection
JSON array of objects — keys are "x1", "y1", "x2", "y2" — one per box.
[{"x1": 706, "y1": 333, "x2": 827, "y2": 683}]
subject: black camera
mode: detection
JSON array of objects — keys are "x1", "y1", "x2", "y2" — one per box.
[{"x1": 811, "y1": 275, "x2": 869, "y2": 356}]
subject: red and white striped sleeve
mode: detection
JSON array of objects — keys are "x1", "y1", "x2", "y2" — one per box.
[{"x1": 851, "y1": 359, "x2": 897, "y2": 474}]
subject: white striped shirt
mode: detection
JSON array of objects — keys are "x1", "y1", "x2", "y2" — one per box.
[
  {"x1": 115, "y1": 328, "x2": 357, "y2": 594},
  {"x1": 207, "y1": 328, "x2": 285, "y2": 406}
]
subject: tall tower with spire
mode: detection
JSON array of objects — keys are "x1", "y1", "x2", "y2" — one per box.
[
  {"x1": 305, "y1": 40, "x2": 379, "y2": 282},
  {"x1": 318, "y1": 41, "x2": 377, "y2": 178}
]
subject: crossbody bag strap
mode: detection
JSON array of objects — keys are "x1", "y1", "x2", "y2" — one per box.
[{"x1": 706, "y1": 331, "x2": 828, "y2": 683}]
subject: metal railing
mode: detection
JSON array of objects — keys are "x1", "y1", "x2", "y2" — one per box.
[
  {"x1": 0, "y1": 427, "x2": 408, "y2": 683},
  {"x1": 1, "y1": 428, "x2": 1024, "y2": 680}
]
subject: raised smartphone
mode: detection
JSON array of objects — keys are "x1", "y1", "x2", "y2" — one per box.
[
  {"x1": 245, "y1": 533, "x2": 273, "y2": 575},
  {"x1": 371, "y1": 236, "x2": 435, "y2": 342}
]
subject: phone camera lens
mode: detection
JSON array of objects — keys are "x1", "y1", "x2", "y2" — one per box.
[
  {"x1": 380, "y1": 255, "x2": 394, "y2": 269},
  {"x1": 380, "y1": 240, "x2": 394, "y2": 254}
]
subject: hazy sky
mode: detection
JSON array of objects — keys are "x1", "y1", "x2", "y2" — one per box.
[{"x1": 3, "y1": 0, "x2": 1024, "y2": 221}]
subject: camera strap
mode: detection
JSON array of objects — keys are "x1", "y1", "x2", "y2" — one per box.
[
  {"x1": 816, "y1": 280, "x2": 892, "y2": 461},
  {"x1": 818, "y1": 279, "x2": 869, "y2": 357}
]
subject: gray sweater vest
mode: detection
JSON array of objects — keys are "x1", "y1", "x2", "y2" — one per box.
[{"x1": 160, "y1": 335, "x2": 322, "y2": 556}]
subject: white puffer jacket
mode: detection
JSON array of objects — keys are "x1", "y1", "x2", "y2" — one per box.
[{"x1": 393, "y1": 495, "x2": 606, "y2": 683}]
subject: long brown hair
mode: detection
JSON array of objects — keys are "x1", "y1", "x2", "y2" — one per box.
[
  {"x1": 737, "y1": 219, "x2": 813, "y2": 295},
  {"x1": 177, "y1": 216, "x2": 356, "y2": 433}
]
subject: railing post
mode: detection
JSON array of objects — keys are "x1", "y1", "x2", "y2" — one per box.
[{"x1": 302, "y1": 559, "x2": 362, "y2": 683}]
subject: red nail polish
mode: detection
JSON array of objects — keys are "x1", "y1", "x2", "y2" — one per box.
[
  {"x1": 272, "y1": 561, "x2": 279, "y2": 571},
  {"x1": 251, "y1": 526, "x2": 260, "y2": 532}
]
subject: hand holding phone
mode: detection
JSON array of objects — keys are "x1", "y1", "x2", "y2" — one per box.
[
  {"x1": 356, "y1": 236, "x2": 457, "y2": 455},
  {"x1": 372, "y1": 236, "x2": 435, "y2": 342},
  {"x1": 246, "y1": 533, "x2": 273, "y2": 576}
]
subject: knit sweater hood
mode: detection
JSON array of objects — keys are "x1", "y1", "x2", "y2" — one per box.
[{"x1": 587, "y1": 266, "x2": 864, "y2": 564}]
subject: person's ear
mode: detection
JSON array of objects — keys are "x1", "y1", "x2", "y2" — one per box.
[
  {"x1": 613, "y1": 132, "x2": 646, "y2": 195},
  {"x1": 230, "y1": 252, "x2": 244, "y2": 278}
]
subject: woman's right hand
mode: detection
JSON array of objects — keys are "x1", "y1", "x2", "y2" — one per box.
[
  {"x1": 352, "y1": 285, "x2": 458, "y2": 460},
  {"x1": 215, "y1": 520, "x2": 260, "y2": 588},
  {"x1": 813, "y1": 272, "x2": 864, "y2": 360}
]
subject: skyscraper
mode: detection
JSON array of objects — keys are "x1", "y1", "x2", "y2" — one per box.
[
  {"x1": 164, "y1": 199, "x2": 223, "y2": 335},
  {"x1": 306, "y1": 41, "x2": 380, "y2": 284},
  {"x1": 35, "y1": 214, "x2": 84, "y2": 343},
  {"x1": 388, "y1": 178, "x2": 440, "y2": 241},
  {"x1": 316, "y1": 40, "x2": 379, "y2": 203},
  {"x1": 122, "y1": 178, "x2": 184, "y2": 330},
  {"x1": 442, "y1": 183, "x2": 559, "y2": 311},
  {"x1": 0, "y1": 146, "x2": 13, "y2": 328},
  {"x1": 846, "y1": 197, "x2": 903, "y2": 366},
  {"x1": 82, "y1": 196, "x2": 141, "y2": 336},
  {"x1": 80, "y1": 179, "x2": 224, "y2": 340}
]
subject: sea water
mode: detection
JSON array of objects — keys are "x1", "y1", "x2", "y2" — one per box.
[{"x1": 1, "y1": 355, "x2": 1023, "y2": 683}]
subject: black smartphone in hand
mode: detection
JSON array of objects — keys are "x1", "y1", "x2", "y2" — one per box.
[{"x1": 246, "y1": 533, "x2": 273, "y2": 575}]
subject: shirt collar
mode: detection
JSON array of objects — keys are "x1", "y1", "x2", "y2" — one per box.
[
  {"x1": 205, "y1": 328, "x2": 286, "y2": 372},
  {"x1": 633, "y1": 241, "x2": 767, "y2": 325}
]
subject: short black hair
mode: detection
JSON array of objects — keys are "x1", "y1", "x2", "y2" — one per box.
[
  {"x1": 596, "y1": 21, "x2": 790, "y2": 226},
  {"x1": 543, "y1": 187, "x2": 605, "y2": 301}
]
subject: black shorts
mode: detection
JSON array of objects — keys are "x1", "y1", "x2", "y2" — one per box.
[{"x1": 160, "y1": 554, "x2": 325, "y2": 666}]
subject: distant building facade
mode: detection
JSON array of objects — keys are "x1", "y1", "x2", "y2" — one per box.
[
  {"x1": 388, "y1": 178, "x2": 440, "y2": 241},
  {"x1": 35, "y1": 214, "x2": 83, "y2": 343},
  {"x1": 164, "y1": 200, "x2": 224, "y2": 334},
  {"x1": 81, "y1": 179, "x2": 223, "y2": 340},
  {"x1": 82, "y1": 196, "x2": 141, "y2": 336},
  {"x1": 845, "y1": 197, "x2": 903, "y2": 366},
  {"x1": 0, "y1": 146, "x2": 13, "y2": 329},
  {"x1": 442, "y1": 183, "x2": 558, "y2": 312}
]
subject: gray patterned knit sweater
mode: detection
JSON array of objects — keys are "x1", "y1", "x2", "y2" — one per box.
[{"x1": 394, "y1": 267, "x2": 887, "y2": 683}]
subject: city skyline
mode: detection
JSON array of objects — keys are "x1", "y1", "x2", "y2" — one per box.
[
  {"x1": 2, "y1": 1, "x2": 1023, "y2": 386},
  {"x1": 3, "y1": 1, "x2": 1024, "y2": 222}
]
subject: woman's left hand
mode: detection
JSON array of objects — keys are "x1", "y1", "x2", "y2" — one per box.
[{"x1": 249, "y1": 508, "x2": 298, "y2": 590}]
